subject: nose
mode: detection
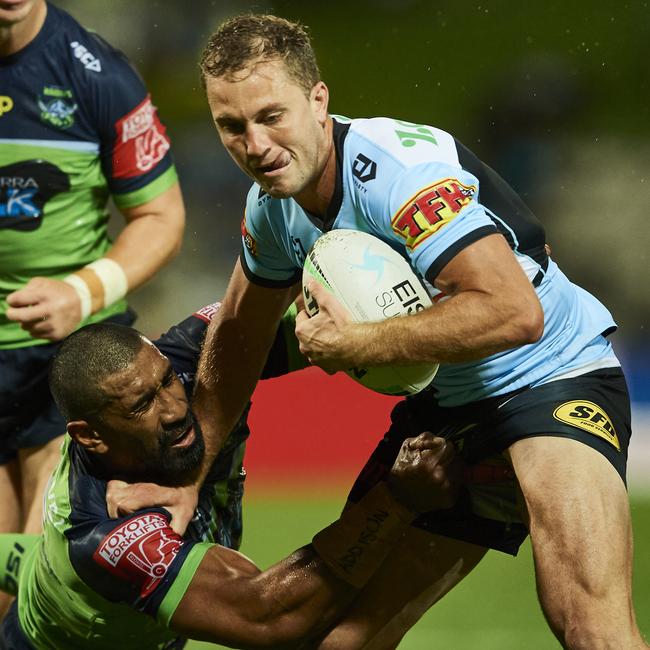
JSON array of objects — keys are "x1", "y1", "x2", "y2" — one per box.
[
  {"x1": 244, "y1": 124, "x2": 271, "y2": 159},
  {"x1": 158, "y1": 388, "x2": 186, "y2": 427}
]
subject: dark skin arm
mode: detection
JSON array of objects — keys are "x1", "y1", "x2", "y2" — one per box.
[{"x1": 169, "y1": 434, "x2": 459, "y2": 648}]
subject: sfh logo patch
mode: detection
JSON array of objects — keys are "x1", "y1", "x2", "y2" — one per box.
[
  {"x1": 391, "y1": 178, "x2": 476, "y2": 250},
  {"x1": 553, "y1": 401, "x2": 620, "y2": 451}
]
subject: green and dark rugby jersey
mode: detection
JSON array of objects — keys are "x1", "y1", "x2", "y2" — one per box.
[
  {"x1": 5, "y1": 304, "x2": 304, "y2": 649},
  {"x1": 0, "y1": 2, "x2": 178, "y2": 348}
]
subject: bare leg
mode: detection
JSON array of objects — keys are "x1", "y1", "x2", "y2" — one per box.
[
  {"x1": 507, "y1": 436, "x2": 648, "y2": 650},
  {"x1": 18, "y1": 435, "x2": 63, "y2": 534},
  {"x1": 316, "y1": 526, "x2": 488, "y2": 649}
]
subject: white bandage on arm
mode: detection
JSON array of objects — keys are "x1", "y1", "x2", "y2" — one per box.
[
  {"x1": 85, "y1": 258, "x2": 128, "y2": 307},
  {"x1": 63, "y1": 258, "x2": 128, "y2": 319},
  {"x1": 63, "y1": 274, "x2": 92, "y2": 320},
  {"x1": 311, "y1": 483, "x2": 414, "y2": 589}
]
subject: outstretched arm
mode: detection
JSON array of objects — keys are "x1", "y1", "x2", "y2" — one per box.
[
  {"x1": 169, "y1": 434, "x2": 459, "y2": 648},
  {"x1": 193, "y1": 258, "x2": 299, "y2": 462}
]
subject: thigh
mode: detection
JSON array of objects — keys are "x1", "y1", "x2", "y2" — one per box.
[
  {"x1": 18, "y1": 435, "x2": 64, "y2": 535},
  {"x1": 316, "y1": 526, "x2": 488, "y2": 650},
  {"x1": 0, "y1": 462, "x2": 21, "y2": 534},
  {"x1": 507, "y1": 436, "x2": 639, "y2": 646}
]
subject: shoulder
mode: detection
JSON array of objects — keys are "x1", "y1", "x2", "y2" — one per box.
[
  {"x1": 52, "y1": 5, "x2": 143, "y2": 89},
  {"x1": 342, "y1": 115, "x2": 462, "y2": 171},
  {"x1": 68, "y1": 507, "x2": 193, "y2": 613}
]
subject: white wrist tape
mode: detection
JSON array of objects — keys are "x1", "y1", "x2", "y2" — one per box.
[
  {"x1": 63, "y1": 274, "x2": 92, "y2": 320},
  {"x1": 86, "y1": 258, "x2": 128, "y2": 307}
]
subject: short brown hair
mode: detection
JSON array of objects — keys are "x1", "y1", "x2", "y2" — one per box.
[{"x1": 199, "y1": 14, "x2": 321, "y2": 96}]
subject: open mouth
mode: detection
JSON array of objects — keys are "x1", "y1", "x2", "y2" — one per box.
[{"x1": 169, "y1": 425, "x2": 195, "y2": 449}]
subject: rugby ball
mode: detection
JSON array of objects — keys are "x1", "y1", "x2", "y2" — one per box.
[{"x1": 302, "y1": 229, "x2": 438, "y2": 396}]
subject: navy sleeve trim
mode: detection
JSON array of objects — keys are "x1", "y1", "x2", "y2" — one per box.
[
  {"x1": 424, "y1": 225, "x2": 497, "y2": 284},
  {"x1": 239, "y1": 250, "x2": 302, "y2": 288}
]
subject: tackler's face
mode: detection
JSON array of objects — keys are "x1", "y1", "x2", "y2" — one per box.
[
  {"x1": 93, "y1": 341, "x2": 204, "y2": 484},
  {"x1": 206, "y1": 57, "x2": 330, "y2": 200}
]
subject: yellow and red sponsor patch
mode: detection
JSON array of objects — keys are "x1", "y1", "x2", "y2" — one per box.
[
  {"x1": 391, "y1": 178, "x2": 476, "y2": 250},
  {"x1": 553, "y1": 400, "x2": 620, "y2": 451},
  {"x1": 241, "y1": 215, "x2": 257, "y2": 256}
]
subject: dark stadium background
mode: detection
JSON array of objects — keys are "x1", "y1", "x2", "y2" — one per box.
[{"x1": 56, "y1": 1, "x2": 650, "y2": 647}]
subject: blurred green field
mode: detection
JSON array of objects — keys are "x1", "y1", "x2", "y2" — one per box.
[{"x1": 187, "y1": 491, "x2": 649, "y2": 649}]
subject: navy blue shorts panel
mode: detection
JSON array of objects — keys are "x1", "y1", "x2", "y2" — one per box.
[
  {"x1": 0, "y1": 310, "x2": 136, "y2": 464},
  {"x1": 348, "y1": 369, "x2": 631, "y2": 556},
  {"x1": 0, "y1": 601, "x2": 34, "y2": 649}
]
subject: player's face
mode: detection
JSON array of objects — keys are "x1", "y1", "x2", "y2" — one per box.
[
  {"x1": 206, "y1": 58, "x2": 330, "y2": 200},
  {"x1": 0, "y1": 0, "x2": 42, "y2": 27},
  {"x1": 94, "y1": 343, "x2": 204, "y2": 485}
]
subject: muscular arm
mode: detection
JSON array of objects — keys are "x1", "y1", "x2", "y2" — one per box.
[
  {"x1": 171, "y1": 545, "x2": 352, "y2": 648},
  {"x1": 296, "y1": 233, "x2": 544, "y2": 370},
  {"x1": 169, "y1": 434, "x2": 457, "y2": 648},
  {"x1": 193, "y1": 258, "x2": 299, "y2": 456},
  {"x1": 5, "y1": 182, "x2": 185, "y2": 341}
]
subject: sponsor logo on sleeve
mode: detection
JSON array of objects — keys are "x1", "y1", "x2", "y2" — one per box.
[
  {"x1": 93, "y1": 513, "x2": 183, "y2": 598},
  {"x1": 38, "y1": 86, "x2": 78, "y2": 129},
  {"x1": 113, "y1": 95, "x2": 170, "y2": 178},
  {"x1": 553, "y1": 401, "x2": 621, "y2": 451},
  {"x1": 193, "y1": 302, "x2": 222, "y2": 323},
  {"x1": 352, "y1": 154, "x2": 377, "y2": 183},
  {"x1": 0, "y1": 96, "x2": 13, "y2": 116},
  {"x1": 391, "y1": 178, "x2": 476, "y2": 250},
  {"x1": 241, "y1": 217, "x2": 257, "y2": 256},
  {"x1": 70, "y1": 41, "x2": 102, "y2": 72}
]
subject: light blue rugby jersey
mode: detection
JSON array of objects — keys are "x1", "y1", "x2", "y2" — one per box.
[{"x1": 240, "y1": 115, "x2": 619, "y2": 406}]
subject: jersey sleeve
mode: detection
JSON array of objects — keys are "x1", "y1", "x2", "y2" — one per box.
[
  {"x1": 84, "y1": 32, "x2": 177, "y2": 209},
  {"x1": 373, "y1": 161, "x2": 498, "y2": 283},
  {"x1": 67, "y1": 509, "x2": 211, "y2": 619},
  {"x1": 240, "y1": 186, "x2": 302, "y2": 287}
]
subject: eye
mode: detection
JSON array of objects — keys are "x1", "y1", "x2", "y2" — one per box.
[
  {"x1": 262, "y1": 112, "x2": 282, "y2": 125},
  {"x1": 219, "y1": 120, "x2": 245, "y2": 135}
]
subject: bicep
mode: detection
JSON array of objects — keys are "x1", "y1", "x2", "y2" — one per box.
[
  {"x1": 170, "y1": 545, "x2": 347, "y2": 648},
  {"x1": 170, "y1": 545, "x2": 265, "y2": 644},
  {"x1": 433, "y1": 233, "x2": 538, "y2": 300},
  {"x1": 118, "y1": 182, "x2": 185, "y2": 225}
]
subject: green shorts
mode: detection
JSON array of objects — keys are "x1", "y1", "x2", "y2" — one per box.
[{"x1": 348, "y1": 368, "x2": 631, "y2": 555}]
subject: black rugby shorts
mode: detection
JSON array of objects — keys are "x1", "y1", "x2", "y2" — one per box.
[{"x1": 348, "y1": 368, "x2": 631, "y2": 555}]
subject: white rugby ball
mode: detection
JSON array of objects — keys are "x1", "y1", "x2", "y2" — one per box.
[{"x1": 302, "y1": 229, "x2": 438, "y2": 396}]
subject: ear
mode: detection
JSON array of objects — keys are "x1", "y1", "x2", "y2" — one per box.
[
  {"x1": 67, "y1": 421, "x2": 108, "y2": 454},
  {"x1": 311, "y1": 81, "x2": 329, "y2": 125}
]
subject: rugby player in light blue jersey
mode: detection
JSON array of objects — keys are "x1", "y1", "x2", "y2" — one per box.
[{"x1": 184, "y1": 14, "x2": 646, "y2": 650}]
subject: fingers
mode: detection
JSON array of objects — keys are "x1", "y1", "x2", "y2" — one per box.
[
  {"x1": 106, "y1": 480, "x2": 130, "y2": 518},
  {"x1": 5, "y1": 302, "x2": 48, "y2": 324},
  {"x1": 6, "y1": 284, "x2": 42, "y2": 308}
]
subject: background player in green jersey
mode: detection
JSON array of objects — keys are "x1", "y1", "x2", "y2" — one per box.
[
  {"x1": 0, "y1": 0, "x2": 185, "y2": 617},
  {"x1": 0, "y1": 310, "x2": 459, "y2": 649}
]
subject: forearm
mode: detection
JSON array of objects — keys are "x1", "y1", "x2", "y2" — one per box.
[
  {"x1": 173, "y1": 485, "x2": 415, "y2": 648},
  {"x1": 64, "y1": 182, "x2": 184, "y2": 316},
  {"x1": 342, "y1": 287, "x2": 543, "y2": 366},
  {"x1": 193, "y1": 266, "x2": 298, "y2": 463}
]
